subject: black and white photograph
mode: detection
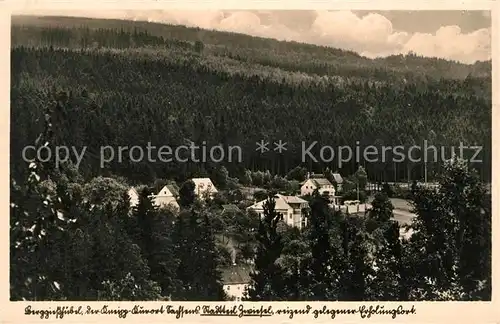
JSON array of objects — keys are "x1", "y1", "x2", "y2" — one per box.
[{"x1": 8, "y1": 7, "x2": 493, "y2": 309}]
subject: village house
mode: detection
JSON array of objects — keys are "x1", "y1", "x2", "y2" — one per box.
[
  {"x1": 300, "y1": 173, "x2": 344, "y2": 204},
  {"x1": 301, "y1": 174, "x2": 336, "y2": 198},
  {"x1": 222, "y1": 265, "x2": 252, "y2": 302},
  {"x1": 152, "y1": 185, "x2": 180, "y2": 210},
  {"x1": 127, "y1": 187, "x2": 139, "y2": 207},
  {"x1": 246, "y1": 194, "x2": 309, "y2": 229},
  {"x1": 191, "y1": 177, "x2": 218, "y2": 199}
]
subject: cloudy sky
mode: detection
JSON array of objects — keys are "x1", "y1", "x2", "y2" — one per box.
[{"x1": 18, "y1": 10, "x2": 492, "y2": 63}]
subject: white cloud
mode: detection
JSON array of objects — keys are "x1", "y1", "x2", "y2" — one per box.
[
  {"x1": 311, "y1": 11, "x2": 406, "y2": 54},
  {"x1": 147, "y1": 10, "x2": 224, "y2": 30},
  {"x1": 308, "y1": 11, "x2": 490, "y2": 63},
  {"x1": 219, "y1": 11, "x2": 261, "y2": 34},
  {"x1": 18, "y1": 10, "x2": 491, "y2": 63},
  {"x1": 403, "y1": 26, "x2": 491, "y2": 63}
]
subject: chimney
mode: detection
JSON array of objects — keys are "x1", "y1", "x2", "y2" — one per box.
[{"x1": 306, "y1": 172, "x2": 310, "y2": 179}]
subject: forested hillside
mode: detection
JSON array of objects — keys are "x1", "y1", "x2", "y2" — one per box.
[
  {"x1": 10, "y1": 16, "x2": 492, "y2": 184},
  {"x1": 11, "y1": 15, "x2": 492, "y2": 80},
  {"x1": 10, "y1": 15, "x2": 492, "y2": 303}
]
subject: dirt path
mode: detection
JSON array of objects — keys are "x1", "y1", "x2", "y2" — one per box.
[{"x1": 390, "y1": 198, "x2": 416, "y2": 225}]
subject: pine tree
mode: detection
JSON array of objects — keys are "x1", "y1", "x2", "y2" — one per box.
[
  {"x1": 344, "y1": 230, "x2": 371, "y2": 300},
  {"x1": 171, "y1": 208, "x2": 225, "y2": 300},
  {"x1": 301, "y1": 191, "x2": 341, "y2": 300},
  {"x1": 131, "y1": 187, "x2": 178, "y2": 299},
  {"x1": 178, "y1": 180, "x2": 196, "y2": 208},
  {"x1": 367, "y1": 220, "x2": 404, "y2": 300},
  {"x1": 193, "y1": 212, "x2": 226, "y2": 300},
  {"x1": 406, "y1": 158, "x2": 491, "y2": 300},
  {"x1": 89, "y1": 203, "x2": 162, "y2": 301},
  {"x1": 368, "y1": 192, "x2": 394, "y2": 223},
  {"x1": 132, "y1": 188, "x2": 157, "y2": 253},
  {"x1": 244, "y1": 197, "x2": 286, "y2": 301},
  {"x1": 10, "y1": 97, "x2": 74, "y2": 300}
]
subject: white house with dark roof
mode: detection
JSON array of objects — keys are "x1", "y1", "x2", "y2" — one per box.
[
  {"x1": 157, "y1": 185, "x2": 175, "y2": 197},
  {"x1": 222, "y1": 265, "x2": 252, "y2": 301},
  {"x1": 152, "y1": 185, "x2": 180, "y2": 210},
  {"x1": 191, "y1": 178, "x2": 218, "y2": 199},
  {"x1": 300, "y1": 175, "x2": 336, "y2": 198},
  {"x1": 246, "y1": 194, "x2": 309, "y2": 229}
]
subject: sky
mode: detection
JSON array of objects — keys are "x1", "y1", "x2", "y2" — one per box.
[{"x1": 17, "y1": 10, "x2": 492, "y2": 63}]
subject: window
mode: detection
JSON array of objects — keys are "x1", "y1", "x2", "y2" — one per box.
[
  {"x1": 236, "y1": 297, "x2": 241, "y2": 302},
  {"x1": 227, "y1": 286, "x2": 230, "y2": 290},
  {"x1": 289, "y1": 214, "x2": 292, "y2": 219}
]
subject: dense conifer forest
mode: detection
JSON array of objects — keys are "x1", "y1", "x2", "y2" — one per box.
[
  {"x1": 10, "y1": 15, "x2": 491, "y2": 302},
  {"x1": 11, "y1": 15, "x2": 492, "y2": 184}
]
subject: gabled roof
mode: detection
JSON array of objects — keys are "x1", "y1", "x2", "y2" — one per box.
[
  {"x1": 247, "y1": 195, "x2": 292, "y2": 211},
  {"x1": 222, "y1": 204, "x2": 240, "y2": 213},
  {"x1": 157, "y1": 185, "x2": 174, "y2": 197},
  {"x1": 191, "y1": 177, "x2": 213, "y2": 183},
  {"x1": 332, "y1": 173, "x2": 343, "y2": 184},
  {"x1": 310, "y1": 178, "x2": 333, "y2": 187},
  {"x1": 166, "y1": 184, "x2": 179, "y2": 196},
  {"x1": 128, "y1": 187, "x2": 139, "y2": 196},
  {"x1": 221, "y1": 265, "x2": 252, "y2": 285},
  {"x1": 191, "y1": 178, "x2": 218, "y2": 192},
  {"x1": 276, "y1": 194, "x2": 308, "y2": 204},
  {"x1": 301, "y1": 177, "x2": 333, "y2": 188}
]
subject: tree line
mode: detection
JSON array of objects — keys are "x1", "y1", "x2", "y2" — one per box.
[
  {"x1": 10, "y1": 96, "x2": 491, "y2": 301},
  {"x1": 11, "y1": 41, "x2": 491, "y2": 185},
  {"x1": 12, "y1": 16, "x2": 492, "y2": 80}
]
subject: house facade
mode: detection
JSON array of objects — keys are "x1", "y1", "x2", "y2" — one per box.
[
  {"x1": 279, "y1": 195, "x2": 309, "y2": 228},
  {"x1": 191, "y1": 178, "x2": 218, "y2": 199},
  {"x1": 300, "y1": 176, "x2": 336, "y2": 199},
  {"x1": 246, "y1": 194, "x2": 308, "y2": 229},
  {"x1": 152, "y1": 185, "x2": 180, "y2": 210},
  {"x1": 222, "y1": 265, "x2": 252, "y2": 302}
]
